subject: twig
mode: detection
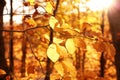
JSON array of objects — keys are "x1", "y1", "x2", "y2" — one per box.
[
  {"x1": 0, "y1": 25, "x2": 48, "y2": 32},
  {"x1": 24, "y1": 32, "x2": 44, "y2": 74}
]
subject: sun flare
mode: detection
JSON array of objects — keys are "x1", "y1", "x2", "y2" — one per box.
[{"x1": 86, "y1": 0, "x2": 113, "y2": 11}]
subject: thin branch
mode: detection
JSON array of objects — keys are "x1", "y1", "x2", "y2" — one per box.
[
  {"x1": 24, "y1": 32, "x2": 44, "y2": 74},
  {"x1": 0, "y1": 25, "x2": 48, "y2": 32},
  {"x1": 53, "y1": 0, "x2": 60, "y2": 16}
]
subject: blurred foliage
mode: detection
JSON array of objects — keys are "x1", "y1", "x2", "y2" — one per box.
[{"x1": 2, "y1": 0, "x2": 116, "y2": 80}]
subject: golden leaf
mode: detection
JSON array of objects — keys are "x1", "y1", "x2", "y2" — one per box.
[
  {"x1": 73, "y1": 38, "x2": 86, "y2": 49},
  {"x1": 47, "y1": 0, "x2": 55, "y2": 8},
  {"x1": 25, "y1": 18, "x2": 37, "y2": 27},
  {"x1": 54, "y1": 61, "x2": 64, "y2": 76},
  {"x1": 27, "y1": 64, "x2": 35, "y2": 75},
  {"x1": 45, "y1": 2, "x2": 54, "y2": 14},
  {"x1": 0, "y1": 69, "x2": 6, "y2": 75},
  {"x1": 49, "y1": 16, "x2": 60, "y2": 29},
  {"x1": 27, "y1": 0, "x2": 34, "y2": 5},
  {"x1": 62, "y1": 58, "x2": 77, "y2": 79},
  {"x1": 47, "y1": 43, "x2": 60, "y2": 62},
  {"x1": 65, "y1": 38, "x2": 76, "y2": 54},
  {"x1": 104, "y1": 43, "x2": 116, "y2": 61},
  {"x1": 93, "y1": 41, "x2": 106, "y2": 52},
  {"x1": 56, "y1": 44, "x2": 69, "y2": 58}
]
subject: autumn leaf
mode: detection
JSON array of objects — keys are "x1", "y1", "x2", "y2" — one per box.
[
  {"x1": 46, "y1": 0, "x2": 55, "y2": 8},
  {"x1": 45, "y1": 2, "x2": 54, "y2": 14},
  {"x1": 65, "y1": 38, "x2": 76, "y2": 54},
  {"x1": 93, "y1": 41, "x2": 106, "y2": 52},
  {"x1": 56, "y1": 44, "x2": 69, "y2": 58},
  {"x1": 0, "y1": 69, "x2": 6, "y2": 75},
  {"x1": 104, "y1": 43, "x2": 116, "y2": 61},
  {"x1": 25, "y1": 18, "x2": 37, "y2": 27},
  {"x1": 49, "y1": 16, "x2": 60, "y2": 29},
  {"x1": 54, "y1": 61, "x2": 64, "y2": 76},
  {"x1": 27, "y1": 0, "x2": 34, "y2": 5},
  {"x1": 47, "y1": 43, "x2": 60, "y2": 62},
  {"x1": 27, "y1": 64, "x2": 35, "y2": 75},
  {"x1": 62, "y1": 58, "x2": 77, "y2": 79},
  {"x1": 73, "y1": 38, "x2": 86, "y2": 49}
]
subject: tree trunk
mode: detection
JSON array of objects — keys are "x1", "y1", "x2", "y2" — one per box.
[
  {"x1": 21, "y1": 34, "x2": 26, "y2": 77},
  {"x1": 9, "y1": 0, "x2": 14, "y2": 79},
  {"x1": 108, "y1": 1, "x2": 120, "y2": 80},
  {"x1": 0, "y1": 0, "x2": 9, "y2": 73}
]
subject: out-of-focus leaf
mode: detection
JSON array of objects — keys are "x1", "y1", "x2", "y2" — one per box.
[
  {"x1": 62, "y1": 58, "x2": 77, "y2": 79},
  {"x1": 56, "y1": 44, "x2": 69, "y2": 58},
  {"x1": 54, "y1": 61, "x2": 64, "y2": 76},
  {"x1": 81, "y1": 22, "x2": 92, "y2": 33},
  {"x1": 53, "y1": 37, "x2": 64, "y2": 43},
  {"x1": 73, "y1": 38, "x2": 86, "y2": 49},
  {"x1": 46, "y1": 0, "x2": 55, "y2": 8},
  {"x1": 49, "y1": 16, "x2": 60, "y2": 29},
  {"x1": 84, "y1": 71, "x2": 97, "y2": 79},
  {"x1": 25, "y1": 18, "x2": 37, "y2": 27},
  {"x1": 65, "y1": 38, "x2": 76, "y2": 54},
  {"x1": 61, "y1": 23, "x2": 71, "y2": 29},
  {"x1": 27, "y1": 0, "x2": 34, "y2": 5},
  {"x1": 104, "y1": 43, "x2": 116, "y2": 62},
  {"x1": 47, "y1": 43, "x2": 60, "y2": 62},
  {"x1": 45, "y1": 2, "x2": 54, "y2": 14},
  {"x1": 93, "y1": 41, "x2": 105, "y2": 52},
  {"x1": 27, "y1": 64, "x2": 35, "y2": 75},
  {"x1": 0, "y1": 69, "x2": 6, "y2": 75}
]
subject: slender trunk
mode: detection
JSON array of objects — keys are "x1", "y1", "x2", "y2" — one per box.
[
  {"x1": 0, "y1": 0, "x2": 9, "y2": 73},
  {"x1": 100, "y1": 52, "x2": 105, "y2": 77},
  {"x1": 108, "y1": 2, "x2": 120, "y2": 79},
  {"x1": 21, "y1": 33, "x2": 26, "y2": 77},
  {"x1": 100, "y1": 10, "x2": 105, "y2": 77},
  {"x1": 45, "y1": 27, "x2": 54, "y2": 80},
  {"x1": 9, "y1": 0, "x2": 14, "y2": 79}
]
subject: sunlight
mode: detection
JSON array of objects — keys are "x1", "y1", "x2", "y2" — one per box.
[{"x1": 86, "y1": 0, "x2": 113, "y2": 11}]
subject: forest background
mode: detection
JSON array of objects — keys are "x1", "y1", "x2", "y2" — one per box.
[{"x1": 0, "y1": 0, "x2": 116, "y2": 80}]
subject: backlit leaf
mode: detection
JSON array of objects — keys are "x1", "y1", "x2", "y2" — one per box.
[
  {"x1": 47, "y1": 43, "x2": 60, "y2": 62},
  {"x1": 45, "y1": 2, "x2": 54, "y2": 14},
  {"x1": 0, "y1": 69, "x2": 6, "y2": 75},
  {"x1": 104, "y1": 43, "x2": 116, "y2": 61},
  {"x1": 54, "y1": 61, "x2": 64, "y2": 76},
  {"x1": 93, "y1": 41, "x2": 105, "y2": 52},
  {"x1": 49, "y1": 16, "x2": 60, "y2": 29},
  {"x1": 62, "y1": 58, "x2": 77, "y2": 79},
  {"x1": 56, "y1": 44, "x2": 69, "y2": 58},
  {"x1": 73, "y1": 38, "x2": 86, "y2": 49},
  {"x1": 65, "y1": 38, "x2": 76, "y2": 54},
  {"x1": 27, "y1": 0, "x2": 34, "y2": 5}
]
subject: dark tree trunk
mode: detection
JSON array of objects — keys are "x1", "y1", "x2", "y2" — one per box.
[
  {"x1": 108, "y1": 1, "x2": 120, "y2": 80},
  {"x1": 21, "y1": 34, "x2": 26, "y2": 77},
  {"x1": 0, "y1": 0, "x2": 9, "y2": 73},
  {"x1": 100, "y1": 11, "x2": 106, "y2": 77},
  {"x1": 9, "y1": 0, "x2": 14, "y2": 79}
]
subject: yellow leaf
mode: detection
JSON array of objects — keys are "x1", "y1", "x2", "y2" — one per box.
[
  {"x1": 49, "y1": 16, "x2": 60, "y2": 29},
  {"x1": 65, "y1": 38, "x2": 76, "y2": 54},
  {"x1": 0, "y1": 69, "x2": 6, "y2": 75},
  {"x1": 56, "y1": 44, "x2": 69, "y2": 58},
  {"x1": 62, "y1": 58, "x2": 77, "y2": 79},
  {"x1": 53, "y1": 37, "x2": 64, "y2": 43},
  {"x1": 73, "y1": 38, "x2": 86, "y2": 49},
  {"x1": 54, "y1": 61, "x2": 64, "y2": 76},
  {"x1": 25, "y1": 18, "x2": 37, "y2": 27},
  {"x1": 47, "y1": 43, "x2": 60, "y2": 62},
  {"x1": 27, "y1": 0, "x2": 34, "y2": 5},
  {"x1": 45, "y1": 2, "x2": 54, "y2": 14}
]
